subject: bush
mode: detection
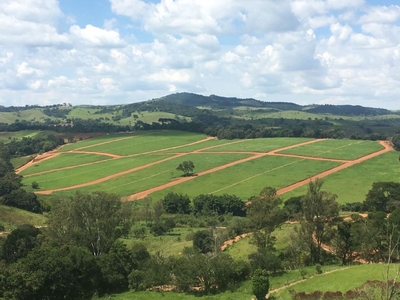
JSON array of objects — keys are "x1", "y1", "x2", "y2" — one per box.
[{"x1": 31, "y1": 181, "x2": 39, "y2": 189}]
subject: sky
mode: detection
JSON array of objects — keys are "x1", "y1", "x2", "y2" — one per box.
[{"x1": 1, "y1": 1, "x2": 400, "y2": 109}]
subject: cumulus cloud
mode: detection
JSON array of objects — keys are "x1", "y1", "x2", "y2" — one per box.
[{"x1": 0, "y1": 0, "x2": 399, "y2": 108}]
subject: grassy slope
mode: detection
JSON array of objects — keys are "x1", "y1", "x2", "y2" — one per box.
[
  {"x1": 20, "y1": 153, "x2": 110, "y2": 175},
  {"x1": 66, "y1": 153, "x2": 250, "y2": 196},
  {"x1": 0, "y1": 205, "x2": 47, "y2": 231},
  {"x1": 82, "y1": 131, "x2": 206, "y2": 156},
  {"x1": 203, "y1": 137, "x2": 312, "y2": 152},
  {"x1": 275, "y1": 264, "x2": 399, "y2": 299},
  {"x1": 282, "y1": 150, "x2": 400, "y2": 204},
  {"x1": 151, "y1": 157, "x2": 341, "y2": 200},
  {"x1": 22, "y1": 154, "x2": 173, "y2": 190},
  {"x1": 280, "y1": 139, "x2": 384, "y2": 160}
]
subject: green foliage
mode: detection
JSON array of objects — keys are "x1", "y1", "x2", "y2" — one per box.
[
  {"x1": 1, "y1": 224, "x2": 40, "y2": 264},
  {"x1": 300, "y1": 179, "x2": 339, "y2": 265},
  {"x1": 193, "y1": 229, "x2": 215, "y2": 254},
  {"x1": 364, "y1": 182, "x2": 400, "y2": 212},
  {"x1": 176, "y1": 160, "x2": 195, "y2": 176},
  {"x1": 47, "y1": 191, "x2": 133, "y2": 256},
  {"x1": 1, "y1": 189, "x2": 42, "y2": 214},
  {"x1": 162, "y1": 192, "x2": 191, "y2": 214},
  {"x1": 193, "y1": 194, "x2": 246, "y2": 216},
  {"x1": 392, "y1": 133, "x2": 400, "y2": 150},
  {"x1": 4, "y1": 245, "x2": 103, "y2": 300},
  {"x1": 31, "y1": 181, "x2": 38, "y2": 189},
  {"x1": 252, "y1": 269, "x2": 270, "y2": 300}
]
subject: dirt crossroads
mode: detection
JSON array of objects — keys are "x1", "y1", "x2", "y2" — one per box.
[{"x1": 24, "y1": 136, "x2": 392, "y2": 198}]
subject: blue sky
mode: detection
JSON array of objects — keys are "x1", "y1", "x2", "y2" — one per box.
[{"x1": 1, "y1": 0, "x2": 400, "y2": 109}]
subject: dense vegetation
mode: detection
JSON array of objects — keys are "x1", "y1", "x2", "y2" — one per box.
[{"x1": 0, "y1": 94, "x2": 400, "y2": 299}]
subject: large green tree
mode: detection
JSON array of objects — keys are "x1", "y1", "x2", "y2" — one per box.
[
  {"x1": 47, "y1": 191, "x2": 133, "y2": 256},
  {"x1": 176, "y1": 160, "x2": 195, "y2": 176},
  {"x1": 300, "y1": 179, "x2": 339, "y2": 264}
]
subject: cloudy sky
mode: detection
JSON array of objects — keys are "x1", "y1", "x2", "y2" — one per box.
[{"x1": 1, "y1": 0, "x2": 400, "y2": 109}]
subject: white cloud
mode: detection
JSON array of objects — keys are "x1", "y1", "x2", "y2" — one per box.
[
  {"x1": 69, "y1": 25, "x2": 125, "y2": 48},
  {"x1": 0, "y1": 0, "x2": 400, "y2": 109}
]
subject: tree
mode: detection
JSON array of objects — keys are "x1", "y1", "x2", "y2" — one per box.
[
  {"x1": 392, "y1": 134, "x2": 400, "y2": 151},
  {"x1": 162, "y1": 192, "x2": 191, "y2": 214},
  {"x1": 300, "y1": 178, "x2": 339, "y2": 264},
  {"x1": 176, "y1": 160, "x2": 195, "y2": 176},
  {"x1": 193, "y1": 229, "x2": 215, "y2": 254},
  {"x1": 1, "y1": 189, "x2": 42, "y2": 213},
  {"x1": 364, "y1": 182, "x2": 400, "y2": 213},
  {"x1": 47, "y1": 191, "x2": 133, "y2": 256},
  {"x1": 252, "y1": 268, "x2": 270, "y2": 300},
  {"x1": 1, "y1": 224, "x2": 41, "y2": 264},
  {"x1": 4, "y1": 245, "x2": 102, "y2": 300}
]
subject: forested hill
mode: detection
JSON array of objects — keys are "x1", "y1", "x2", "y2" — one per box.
[
  {"x1": 305, "y1": 104, "x2": 392, "y2": 116},
  {"x1": 159, "y1": 92, "x2": 302, "y2": 111},
  {"x1": 158, "y1": 92, "x2": 393, "y2": 116}
]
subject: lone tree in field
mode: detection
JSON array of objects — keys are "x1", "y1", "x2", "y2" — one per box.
[{"x1": 176, "y1": 161, "x2": 195, "y2": 176}]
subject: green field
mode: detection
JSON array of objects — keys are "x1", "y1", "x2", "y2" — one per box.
[
  {"x1": 82, "y1": 131, "x2": 207, "y2": 156},
  {"x1": 203, "y1": 137, "x2": 312, "y2": 153},
  {"x1": 280, "y1": 139, "x2": 384, "y2": 160},
  {"x1": 274, "y1": 264, "x2": 398, "y2": 299},
  {"x1": 0, "y1": 130, "x2": 40, "y2": 142},
  {"x1": 65, "y1": 153, "x2": 250, "y2": 196},
  {"x1": 10, "y1": 156, "x2": 33, "y2": 169},
  {"x1": 20, "y1": 153, "x2": 110, "y2": 175},
  {"x1": 0, "y1": 205, "x2": 47, "y2": 231},
  {"x1": 58, "y1": 132, "x2": 147, "y2": 151},
  {"x1": 160, "y1": 139, "x2": 236, "y2": 153},
  {"x1": 22, "y1": 154, "x2": 174, "y2": 191},
  {"x1": 282, "y1": 151, "x2": 400, "y2": 204},
  {"x1": 150, "y1": 156, "x2": 342, "y2": 200}
]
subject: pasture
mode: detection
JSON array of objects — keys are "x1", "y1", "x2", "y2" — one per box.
[
  {"x1": 274, "y1": 264, "x2": 399, "y2": 299},
  {"x1": 150, "y1": 156, "x2": 341, "y2": 199},
  {"x1": 20, "y1": 153, "x2": 109, "y2": 175},
  {"x1": 80, "y1": 131, "x2": 207, "y2": 156},
  {"x1": 17, "y1": 130, "x2": 390, "y2": 204},
  {"x1": 282, "y1": 151, "x2": 400, "y2": 204},
  {"x1": 64, "y1": 153, "x2": 250, "y2": 196},
  {"x1": 0, "y1": 205, "x2": 47, "y2": 231},
  {"x1": 202, "y1": 137, "x2": 312, "y2": 153},
  {"x1": 22, "y1": 154, "x2": 174, "y2": 191},
  {"x1": 279, "y1": 139, "x2": 384, "y2": 160}
]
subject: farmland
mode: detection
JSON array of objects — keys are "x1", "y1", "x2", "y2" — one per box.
[
  {"x1": 279, "y1": 138, "x2": 385, "y2": 160},
  {"x1": 17, "y1": 130, "x2": 393, "y2": 202}
]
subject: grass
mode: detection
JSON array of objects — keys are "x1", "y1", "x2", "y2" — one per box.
[
  {"x1": 65, "y1": 153, "x2": 250, "y2": 196},
  {"x1": 160, "y1": 139, "x2": 236, "y2": 153},
  {"x1": 123, "y1": 227, "x2": 201, "y2": 256},
  {"x1": 20, "y1": 153, "x2": 110, "y2": 175},
  {"x1": 225, "y1": 224, "x2": 297, "y2": 261},
  {"x1": 274, "y1": 264, "x2": 399, "y2": 299},
  {"x1": 0, "y1": 130, "x2": 40, "y2": 142},
  {"x1": 282, "y1": 150, "x2": 399, "y2": 204},
  {"x1": 10, "y1": 156, "x2": 33, "y2": 169},
  {"x1": 22, "y1": 154, "x2": 174, "y2": 191},
  {"x1": 58, "y1": 131, "x2": 148, "y2": 152},
  {"x1": 0, "y1": 205, "x2": 47, "y2": 231},
  {"x1": 279, "y1": 139, "x2": 384, "y2": 160},
  {"x1": 203, "y1": 137, "x2": 312, "y2": 153},
  {"x1": 82, "y1": 131, "x2": 207, "y2": 156},
  {"x1": 151, "y1": 156, "x2": 342, "y2": 200}
]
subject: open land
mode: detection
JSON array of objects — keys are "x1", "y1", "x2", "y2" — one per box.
[{"x1": 17, "y1": 130, "x2": 393, "y2": 202}]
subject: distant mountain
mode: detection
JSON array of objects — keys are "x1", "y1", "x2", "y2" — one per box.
[
  {"x1": 157, "y1": 93, "x2": 394, "y2": 116},
  {"x1": 158, "y1": 92, "x2": 302, "y2": 111},
  {"x1": 305, "y1": 104, "x2": 392, "y2": 116}
]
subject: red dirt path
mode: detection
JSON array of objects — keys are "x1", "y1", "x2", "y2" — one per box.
[
  {"x1": 276, "y1": 141, "x2": 392, "y2": 196},
  {"x1": 31, "y1": 138, "x2": 393, "y2": 198}
]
